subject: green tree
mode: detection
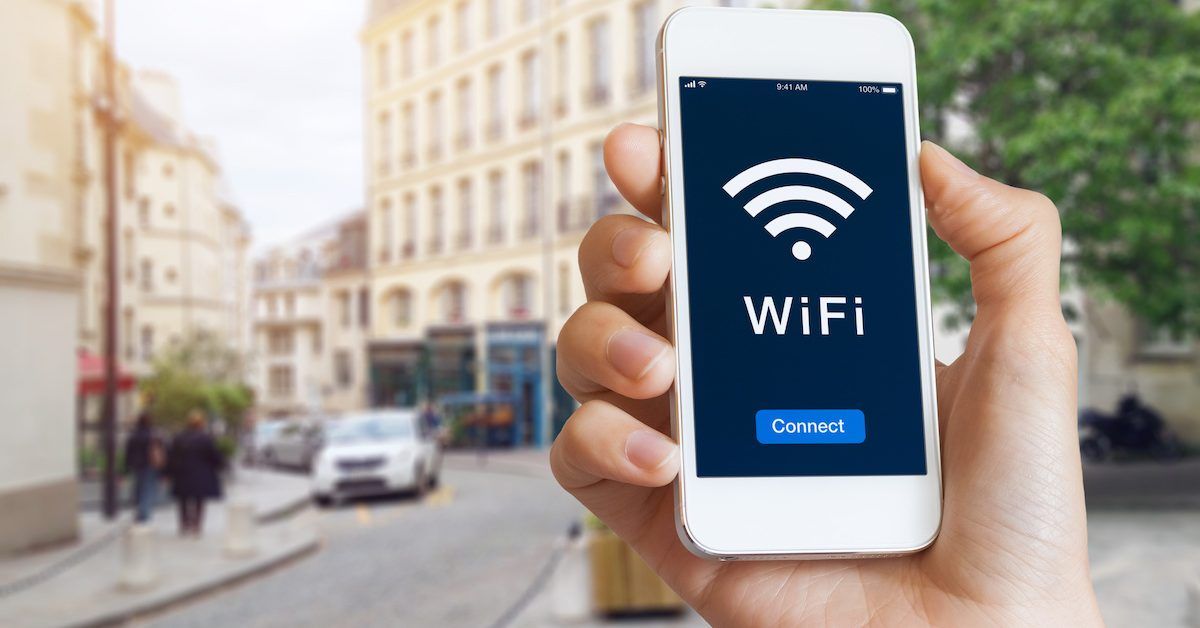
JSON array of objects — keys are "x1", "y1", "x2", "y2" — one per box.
[
  {"x1": 141, "y1": 331, "x2": 253, "y2": 432},
  {"x1": 830, "y1": 0, "x2": 1200, "y2": 333}
]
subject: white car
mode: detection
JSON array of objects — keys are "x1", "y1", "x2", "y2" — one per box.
[{"x1": 311, "y1": 410, "x2": 442, "y2": 505}]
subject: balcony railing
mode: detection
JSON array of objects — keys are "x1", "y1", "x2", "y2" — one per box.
[
  {"x1": 427, "y1": 237, "x2": 444, "y2": 255},
  {"x1": 629, "y1": 72, "x2": 654, "y2": 98},
  {"x1": 517, "y1": 110, "x2": 540, "y2": 130},
  {"x1": 584, "y1": 84, "x2": 610, "y2": 107},
  {"x1": 519, "y1": 217, "x2": 540, "y2": 239},
  {"x1": 401, "y1": 151, "x2": 416, "y2": 170},
  {"x1": 595, "y1": 192, "x2": 621, "y2": 219},
  {"x1": 378, "y1": 248, "x2": 391, "y2": 264},
  {"x1": 554, "y1": 95, "x2": 568, "y2": 118},
  {"x1": 486, "y1": 224, "x2": 504, "y2": 244},
  {"x1": 426, "y1": 143, "x2": 443, "y2": 163},
  {"x1": 486, "y1": 119, "x2": 504, "y2": 142},
  {"x1": 401, "y1": 241, "x2": 415, "y2": 259},
  {"x1": 454, "y1": 131, "x2": 472, "y2": 151},
  {"x1": 454, "y1": 230, "x2": 472, "y2": 250},
  {"x1": 557, "y1": 198, "x2": 593, "y2": 233}
]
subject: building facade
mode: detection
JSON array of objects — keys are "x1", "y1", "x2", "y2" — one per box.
[
  {"x1": 361, "y1": 0, "x2": 712, "y2": 445},
  {"x1": 251, "y1": 211, "x2": 370, "y2": 416},
  {"x1": 0, "y1": 0, "x2": 93, "y2": 554}
]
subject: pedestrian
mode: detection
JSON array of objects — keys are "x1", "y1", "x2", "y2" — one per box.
[
  {"x1": 122, "y1": 407, "x2": 165, "y2": 523},
  {"x1": 166, "y1": 409, "x2": 224, "y2": 536}
]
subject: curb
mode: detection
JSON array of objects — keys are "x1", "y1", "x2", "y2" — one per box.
[{"x1": 62, "y1": 530, "x2": 320, "y2": 628}]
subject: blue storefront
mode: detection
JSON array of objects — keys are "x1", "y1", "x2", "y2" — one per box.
[{"x1": 485, "y1": 322, "x2": 546, "y2": 446}]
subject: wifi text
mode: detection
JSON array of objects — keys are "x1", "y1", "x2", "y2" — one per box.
[{"x1": 743, "y1": 296, "x2": 865, "y2": 336}]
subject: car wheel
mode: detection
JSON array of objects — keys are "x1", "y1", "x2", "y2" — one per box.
[
  {"x1": 313, "y1": 494, "x2": 333, "y2": 508},
  {"x1": 413, "y1": 465, "x2": 428, "y2": 498}
]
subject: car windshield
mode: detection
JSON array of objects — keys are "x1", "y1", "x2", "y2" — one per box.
[{"x1": 326, "y1": 416, "x2": 414, "y2": 445}]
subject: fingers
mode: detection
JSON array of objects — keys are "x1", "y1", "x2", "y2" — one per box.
[
  {"x1": 550, "y1": 400, "x2": 679, "y2": 491},
  {"x1": 557, "y1": 301, "x2": 675, "y2": 402},
  {"x1": 578, "y1": 214, "x2": 671, "y2": 324},
  {"x1": 604, "y1": 123, "x2": 664, "y2": 222},
  {"x1": 920, "y1": 141, "x2": 1063, "y2": 310}
]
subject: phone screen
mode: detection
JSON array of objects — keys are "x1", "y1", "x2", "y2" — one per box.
[{"x1": 678, "y1": 76, "x2": 927, "y2": 477}]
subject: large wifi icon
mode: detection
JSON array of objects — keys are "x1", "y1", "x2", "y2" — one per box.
[{"x1": 722, "y1": 158, "x2": 873, "y2": 261}]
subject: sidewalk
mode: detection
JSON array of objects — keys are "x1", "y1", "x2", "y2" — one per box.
[
  {"x1": 442, "y1": 447, "x2": 553, "y2": 479},
  {"x1": 0, "y1": 468, "x2": 318, "y2": 628}
]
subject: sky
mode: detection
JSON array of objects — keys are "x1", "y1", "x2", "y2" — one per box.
[{"x1": 116, "y1": 0, "x2": 365, "y2": 250}]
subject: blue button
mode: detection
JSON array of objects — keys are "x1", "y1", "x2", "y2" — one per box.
[{"x1": 755, "y1": 409, "x2": 866, "y2": 444}]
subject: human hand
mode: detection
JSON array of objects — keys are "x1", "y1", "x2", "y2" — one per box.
[{"x1": 551, "y1": 123, "x2": 1103, "y2": 625}]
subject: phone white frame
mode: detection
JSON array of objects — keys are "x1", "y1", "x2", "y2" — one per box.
[{"x1": 658, "y1": 7, "x2": 942, "y2": 559}]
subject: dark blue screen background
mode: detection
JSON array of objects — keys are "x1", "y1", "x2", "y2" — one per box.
[{"x1": 679, "y1": 77, "x2": 927, "y2": 477}]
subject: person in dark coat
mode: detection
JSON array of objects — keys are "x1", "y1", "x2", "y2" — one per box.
[
  {"x1": 167, "y1": 410, "x2": 224, "y2": 536},
  {"x1": 123, "y1": 410, "x2": 165, "y2": 523}
]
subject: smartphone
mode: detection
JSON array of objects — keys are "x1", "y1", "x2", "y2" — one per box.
[{"x1": 658, "y1": 8, "x2": 941, "y2": 559}]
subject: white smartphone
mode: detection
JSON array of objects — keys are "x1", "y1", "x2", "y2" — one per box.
[{"x1": 658, "y1": 8, "x2": 942, "y2": 559}]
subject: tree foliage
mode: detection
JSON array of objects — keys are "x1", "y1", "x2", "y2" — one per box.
[
  {"x1": 825, "y1": 0, "x2": 1200, "y2": 332},
  {"x1": 140, "y1": 331, "x2": 254, "y2": 431}
]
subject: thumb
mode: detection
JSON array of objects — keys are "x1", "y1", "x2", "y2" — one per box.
[{"x1": 920, "y1": 141, "x2": 1063, "y2": 311}]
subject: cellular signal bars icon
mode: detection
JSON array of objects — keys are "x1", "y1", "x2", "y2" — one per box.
[{"x1": 685, "y1": 80, "x2": 697, "y2": 88}]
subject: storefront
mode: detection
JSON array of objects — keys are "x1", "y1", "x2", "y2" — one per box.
[
  {"x1": 367, "y1": 340, "x2": 423, "y2": 408},
  {"x1": 426, "y1": 325, "x2": 477, "y2": 402},
  {"x1": 485, "y1": 322, "x2": 546, "y2": 446}
]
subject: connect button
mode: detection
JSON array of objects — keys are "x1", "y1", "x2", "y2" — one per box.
[{"x1": 755, "y1": 409, "x2": 866, "y2": 444}]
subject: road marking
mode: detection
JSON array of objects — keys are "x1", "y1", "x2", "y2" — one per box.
[
  {"x1": 426, "y1": 485, "x2": 455, "y2": 508},
  {"x1": 355, "y1": 504, "x2": 372, "y2": 526}
]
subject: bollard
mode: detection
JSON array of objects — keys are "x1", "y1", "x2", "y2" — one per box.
[
  {"x1": 223, "y1": 500, "x2": 258, "y2": 558},
  {"x1": 1187, "y1": 577, "x2": 1200, "y2": 628},
  {"x1": 119, "y1": 524, "x2": 158, "y2": 591}
]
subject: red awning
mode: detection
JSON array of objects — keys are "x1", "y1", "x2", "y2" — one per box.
[{"x1": 77, "y1": 349, "x2": 137, "y2": 396}]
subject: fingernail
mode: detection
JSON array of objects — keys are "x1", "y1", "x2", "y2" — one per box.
[
  {"x1": 925, "y1": 141, "x2": 977, "y2": 178},
  {"x1": 625, "y1": 429, "x2": 677, "y2": 471},
  {"x1": 611, "y1": 228, "x2": 658, "y2": 268},
  {"x1": 607, "y1": 328, "x2": 668, "y2": 380}
]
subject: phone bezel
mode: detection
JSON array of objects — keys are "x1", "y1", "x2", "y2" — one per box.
[{"x1": 658, "y1": 7, "x2": 943, "y2": 558}]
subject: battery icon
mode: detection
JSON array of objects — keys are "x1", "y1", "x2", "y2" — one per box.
[{"x1": 881, "y1": 86, "x2": 897, "y2": 94}]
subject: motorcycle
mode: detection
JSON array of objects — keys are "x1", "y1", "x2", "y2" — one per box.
[{"x1": 1078, "y1": 393, "x2": 1183, "y2": 462}]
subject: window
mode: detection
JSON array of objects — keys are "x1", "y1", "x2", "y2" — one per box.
[
  {"x1": 456, "y1": 178, "x2": 474, "y2": 249},
  {"x1": 268, "y1": 329, "x2": 294, "y2": 355},
  {"x1": 402, "y1": 193, "x2": 417, "y2": 258},
  {"x1": 520, "y1": 0, "x2": 538, "y2": 24},
  {"x1": 164, "y1": 203, "x2": 176, "y2": 219},
  {"x1": 378, "y1": 110, "x2": 393, "y2": 176},
  {"x1": 402, "y1": 102, "x2": 417, "y2": 168},
  {"x1": 429, "y1": 186, "x2": 445, "y2": 254},
  {"x1": 428, "y1": 91, "x2": 444, "y2": 161},
  {"x1": 140, "y1": 325, "x2": 154, "y2": 362},
  {"x1": 123, "y1": 230, "x2": 135, "y2": 281},
  {"x1": 486, "y1": 0, "x2": 501, "y2": 39},
  {"x1": 312, "y1": 327, "x2": 322, "y2": 354},
  {"x1": 503, "y1": 274, "x2": 534, "y2": 319},
  {"x1": 586, "y1": 18, "x2": 611, "y2": 106},
  {"x1": 488, "y1": 170, "x2": 506, "y2": 244},
  {"x1": 138, "y1": 197, "x2": 150, "y2": 227},
  {"x1": 592, "y1": 140, "x2": 617, "y2": 216},
  {"x1": 268, "y1": 294, "x2": 278, "y2": 316},
  {"x1": 359, "y1": 287, "x2": 370, "y2": 328},
  {"x1": 439, "y1": 282, "x2": 467, "y2": 323},
  {"x1": 427, "y1": 14, "x2": 443, "y2": 66},
  {"x1": 122, "y1": 150, "x2": 136, "y2": 200},
  {"x1": 558, "y1": 262, "x2": 572, "y2": 315},
  {"x1": 379, "y1": 197, "x2": 394, "y2": 262},
  {"x1": 521, "y1": 160, "x2": 542, "y2": 239},
  {"x1": 268, "y1": 366, "x2": 294, "y2": 398},
  {"x1": 455, "y1": 0, "x2": 472, "y2": 52},
  {"x1": 391, "y1": 290, "x2": 413, "y2": 327},
  {"x1": 162, "y1": 162, "x2": 174, "y2": 178},
  {"x1": 376, "y1": 42, "x2": 391, "y2": 89},
  {"x1": 401, "y1": 30, "x2": 415, "y2": 78},
  {"x1": 335, "y1": 350, "x2": 353, "y2": 388},
  {"x1": 519, "y1": 50, "x2": 541, "y2": 128},
  {"x1": 140, "y1": 258, "x2": 154, "y2": 292},
  {"x1": 339, "y1": 292, "x2": 352, "y2": 328},
  {"x1": 632, "y1": 1, "x2": 657, "y2": 95},
  {"x1": 1136, "y1": 323, "x2": 1194, "y2": 359},
  {"x1": 456, "y1": 78, "x2": 473, "y2": 150},
  {"x1": 122, "y1": 310, "x2": 134, "y2": 360},
  {"x1": 554, "y1": 34, "x2": 569, "y2": 116},
  {"x1": 284, "y1": 293, "x2": 295, "y2": 315},
  {"x1": 556, "y1": 150, "x2": 572, "y2": 231},
  {"x1": 486, "y1": 64, "x2": 505, "y2": 141}
]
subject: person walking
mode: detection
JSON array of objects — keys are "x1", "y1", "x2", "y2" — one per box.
[
  {"x1": 166, "y1": 410, "x2": 224, "y2": 536},
  {"x1": 122, "y1": 409, "x2": 165, "y2": 523}
]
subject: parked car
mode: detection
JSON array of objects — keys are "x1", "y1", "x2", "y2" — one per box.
[
  {"x1": 262, "y1": 417, "x2": 328, "y2": 470},
  {"x1": 311, "y1": 409, "x2": 443, "y2": 506},
  {"x1": 243, "y1": 420, "x2": 285, "y2": 466}
]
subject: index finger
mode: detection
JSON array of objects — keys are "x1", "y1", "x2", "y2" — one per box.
[{"x1": 604, "y1": 123, "x2": 664, "y2": 223}]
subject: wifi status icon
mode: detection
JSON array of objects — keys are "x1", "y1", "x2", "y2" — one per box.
[{"x1": 722, "y1": 158, "x2": 873, "y2": 261}]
